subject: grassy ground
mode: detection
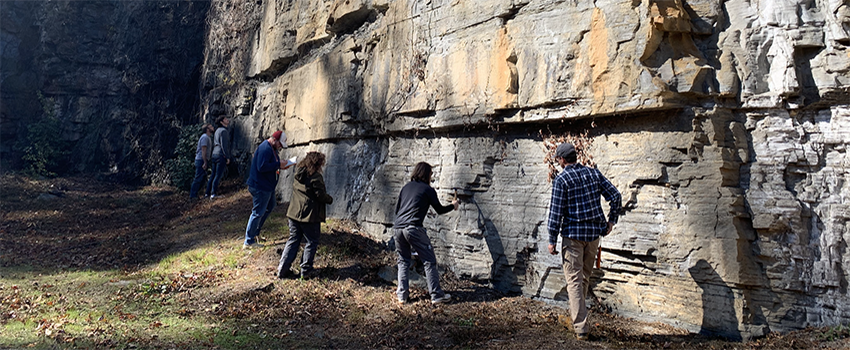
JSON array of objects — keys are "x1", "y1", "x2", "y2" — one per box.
[{"x1": 1, "y1": 174, "x2": 848, "y2": 349}]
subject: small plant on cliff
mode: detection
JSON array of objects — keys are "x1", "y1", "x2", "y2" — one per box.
[
  {"x1": 19, "y1": 92, "x2": 69, "y2": 177},
  {"x1": 165, "y1": 123, "x2": 203, "y2": 191},
  {"x1": 821, "y1": 324, "x2": 849, "y2": 342},
  {"x1": 541, "y1": 129, "x2": 596, "y2": 182}
]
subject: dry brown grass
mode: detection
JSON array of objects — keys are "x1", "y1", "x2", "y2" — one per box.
[{"x1": 1, "y1": 174, "x2": 847, "y2": 349}]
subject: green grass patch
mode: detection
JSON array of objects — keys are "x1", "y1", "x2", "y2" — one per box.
[
  {"x1": 0, "y1": 319, "x2": 41, "y2": 348},
  {"x1": 0, "y1": 264, "x2": 230, "y2": 348},
  {"x1": 154, "y1": 244, "x2": 242, "y2": 273},
  {"x1": 221, "y1": 219, "x2": 245, "y2": 233}
]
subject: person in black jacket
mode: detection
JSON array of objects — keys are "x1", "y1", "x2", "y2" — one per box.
[
  {"x1": 276, "y1": 151, "x2": 333, "y2": 279},
  {"x1": 393, "y1": 162, "x2": 458, "y2": 305}
]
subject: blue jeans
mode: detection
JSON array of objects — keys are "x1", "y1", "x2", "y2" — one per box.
[
  {"x1": 207, "y1": 155, "x2": 226, "y2": 196},
  {"x1": 277, "y1": 219, "x2": 321, "y2": 276},
  {"x1": 244, "y1": 187, "x2": 276, "y2": 245},
  {"x1": 189, "y1": 159, "x2": 207, "y2": 198},
  {"x1": 394, "y1": 226, "x2": 445, "y2": 302}
]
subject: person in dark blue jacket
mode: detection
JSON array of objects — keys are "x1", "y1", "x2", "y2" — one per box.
[{"x1": 243, "y1": 131, "x2": 293, "y2": 249}]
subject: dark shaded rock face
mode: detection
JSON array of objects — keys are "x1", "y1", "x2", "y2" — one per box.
[
  {"x1": 0, "y1": 1, "x2": 41, "y2": 170},
  {"x1": 0, "y1": 0, "x2": 209, "y2": 182}
]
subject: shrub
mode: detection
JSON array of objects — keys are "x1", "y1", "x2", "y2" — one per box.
[
  {"x1": 19, "y1": 93, "x2": 69, "y2": 177},
  {"x1": 165, "y1": 123, "x2": 203, "y2": 191},
  {"x1": 540, "y1": 130, "x2": 596, "y2": 182}
]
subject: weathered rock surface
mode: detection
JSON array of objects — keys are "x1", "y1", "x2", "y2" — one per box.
[
  {"x1": 4, "y1": 0, "x2": 848, "y2": 341},
  {"x1": 200, "y1": 0, "x2": 850, "y2": 339},
  {"x1": 0, "y1": 1, "x2": 209, "y2": 181}
]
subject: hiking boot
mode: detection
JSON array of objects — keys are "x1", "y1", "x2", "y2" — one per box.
[
  {"x1": 431, "y1": 293, "x2": 452, "y2": 305},
  {"x1": 576, "y1": 333, "x2": 589, "y2": 341},
  {"x1": 396, "y1": 297, "x2": 408, "y2": 305},
  {"x1": 300, "y1": 268, "x2": 316, "y2": 280},
  {"x1": 242, "y1": 242, "x2": 264, "y2": 249},
  {"x1": 277, "y1": 270, "x2": 296, "y2": 279}
]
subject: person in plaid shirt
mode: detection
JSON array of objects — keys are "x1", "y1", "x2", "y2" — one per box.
[{"x1": 547, "y1": 142, "x2": 621, "y2": 341}]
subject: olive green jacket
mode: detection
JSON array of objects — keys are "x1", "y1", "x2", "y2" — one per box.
[{"x1": 287, "y1": 165, "x2": 333, "y2": 223}]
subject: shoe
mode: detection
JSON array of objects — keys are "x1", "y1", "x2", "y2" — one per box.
[
  {"x1": 396, "y1": 297, "x2": 408, "y2": 305},
  {"x1": 277, "y1": 270, "x2": 296, "y2": 279},
  {"x1": 431, "y1": 293, "x2": 451, "y2": 305},
  {"x1": 576, "y1": 333, "x2": 589, "y2": 341},
  {"x1": 210, "y1": 194, "x2": 218, "y2": 199},
  {"x1": 300, "y1": 268, "x2": 315, "y2": 280},
  {"x1": 242, "y1": 242, "x2": 265, "y2": 249}
]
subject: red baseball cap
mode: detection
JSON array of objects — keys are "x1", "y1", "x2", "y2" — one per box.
[{"x1": 271, "y1": 130, "x2": 287, "y2": 147}]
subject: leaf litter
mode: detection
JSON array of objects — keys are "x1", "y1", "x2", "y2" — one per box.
[{"x1": 1, "y1": 174, "x2": 847, "y2": 349}]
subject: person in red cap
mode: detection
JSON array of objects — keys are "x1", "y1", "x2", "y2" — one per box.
[{"x1": 243, "y1": 130, "x2": 292, "y2": 249}]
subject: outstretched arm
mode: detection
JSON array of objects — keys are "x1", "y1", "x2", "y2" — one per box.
[{"x1": 427, "y1": 188, "x2": 455, "y2": 214}]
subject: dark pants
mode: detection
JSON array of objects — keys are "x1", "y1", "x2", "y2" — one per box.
[
  {"x1": 277, "y1": 219, "x2": 321, "y2": 277},
  {"x1": 394, "y1": 226, "x2": 445, "y2": 302},
  {"x1": 189, "y1": 159, "x2": 207, "y2": 198},
  {"x1": 207, "y1": 155, "x2": 226, "y2": 196}
]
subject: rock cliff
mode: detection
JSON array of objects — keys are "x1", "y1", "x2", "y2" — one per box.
[
  {"x1": 0, "y1": 0, "x2": 209, "y2": 181},
  {"x1": 1, "y1": 1, "x2": 41, "y2": 170},
  {"x1": 202, "y1": 0, "x2": 850, "y2": 339},
  {"x1": 3, "y1": 0, "x2": 847, "y2": 340}
]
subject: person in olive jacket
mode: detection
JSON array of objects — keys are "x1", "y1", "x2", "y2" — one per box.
[{"x1": 277, "y1": 151, "x2": 333, "y2": 279}]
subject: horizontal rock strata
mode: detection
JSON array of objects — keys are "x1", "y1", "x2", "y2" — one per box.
[
  {"x1": 6, "y1": 0, "x2": 845, "y2": 340},
  {"x1": 199, "y1": 0, "x2": 850, "y2": 340}
]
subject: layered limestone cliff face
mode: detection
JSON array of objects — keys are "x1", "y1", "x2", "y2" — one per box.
[
  {"x1": 0, "y1": 1, "x2": 209, "y2": 181},
  {"x1": 203, "y1": 0, "x2": 850, "y2": 339}
]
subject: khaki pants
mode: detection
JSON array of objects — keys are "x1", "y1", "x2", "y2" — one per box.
[{"x1": 561, "y1": 237, "x2": 599, "y2": 335}]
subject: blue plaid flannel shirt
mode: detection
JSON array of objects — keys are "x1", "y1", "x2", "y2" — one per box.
[{"x1": 548, "y1": 164, "x2": 622, "y2": 245}]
